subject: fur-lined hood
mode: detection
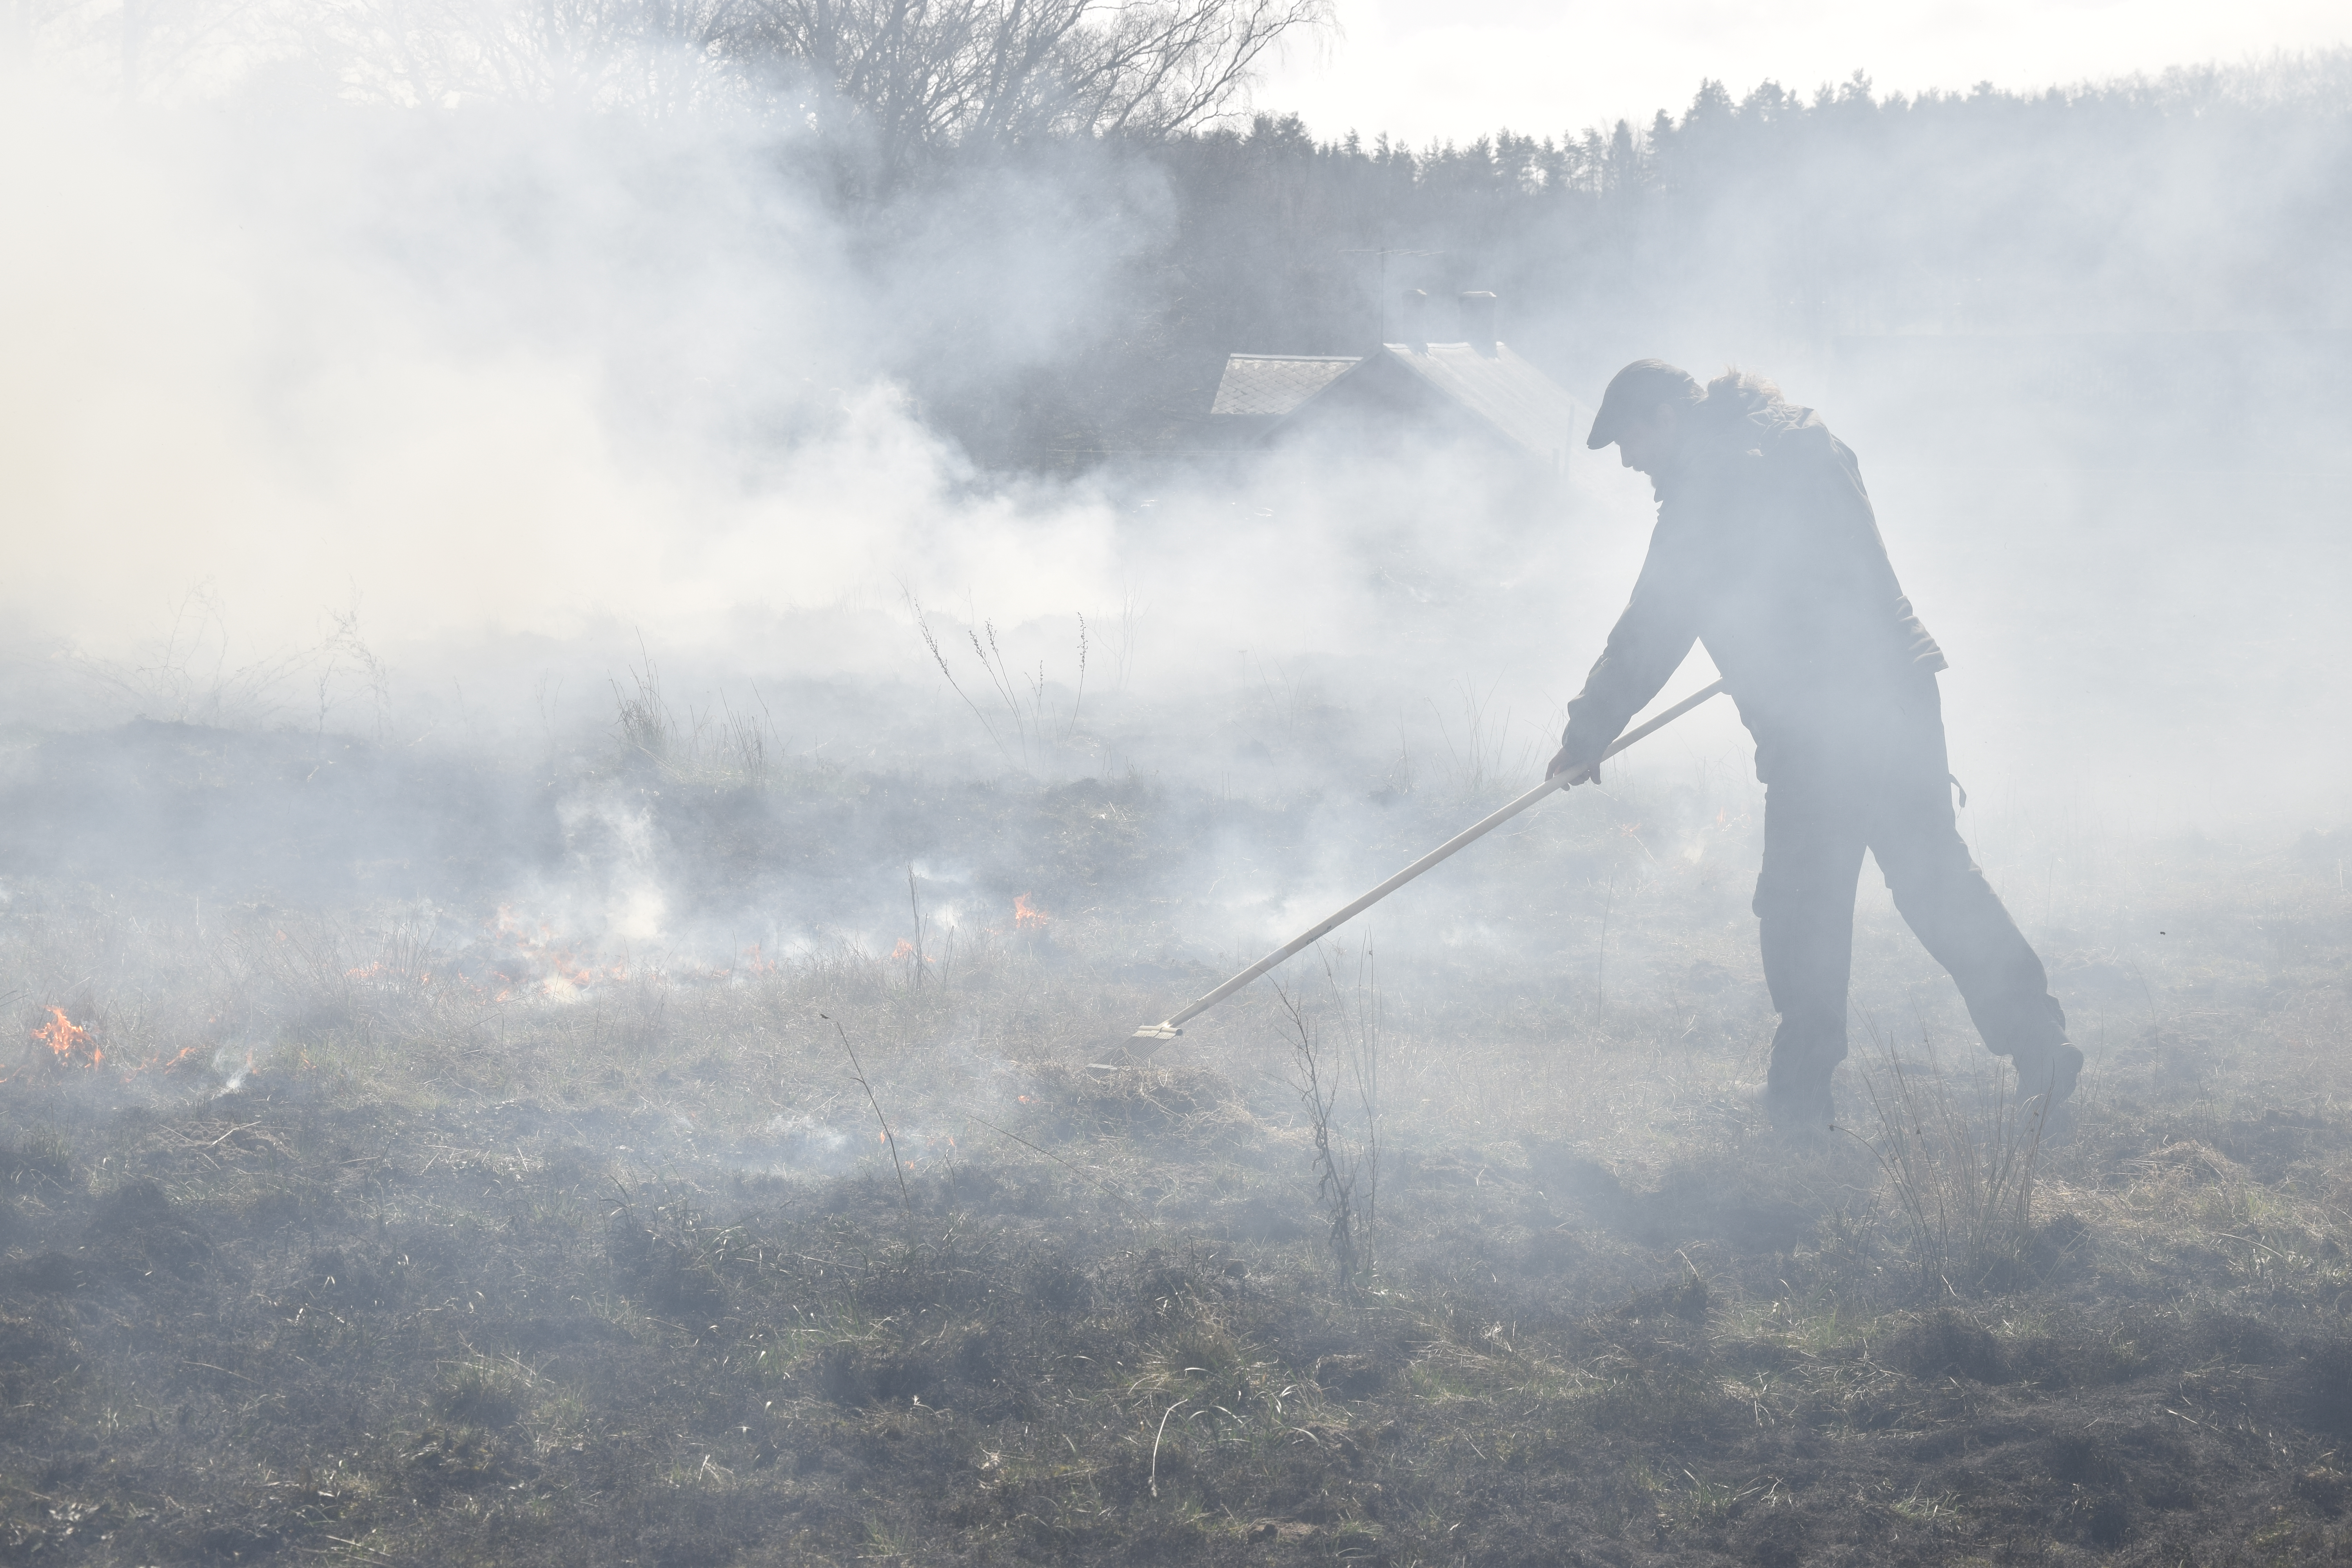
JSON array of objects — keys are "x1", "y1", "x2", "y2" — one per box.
[{"x1": 1690, "y1": 369, "x2": 1817, "y2": 451}]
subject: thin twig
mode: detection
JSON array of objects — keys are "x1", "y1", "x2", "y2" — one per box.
[
  {"x1": 906, "y1": 864, "x2": 925, "y2": 988},
  {"x1": 826, "y1": 1014, "x2": 911, "y2": 1214},
  {"x1": 962, "y1": 1111, "x2": 1143, "y2": 1218}
]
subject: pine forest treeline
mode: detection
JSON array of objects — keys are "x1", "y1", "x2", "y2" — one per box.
[
  {"x1": 21, "y1": 0, "x2": 2352, "y2": 470},
  {"x1": 966, "y1": 62, "x2": 2352, "y2": 466}
]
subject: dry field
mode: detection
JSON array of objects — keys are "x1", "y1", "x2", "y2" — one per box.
[{"x1": 1, "y1": 714, "x2": 2348, "y2": 1566}]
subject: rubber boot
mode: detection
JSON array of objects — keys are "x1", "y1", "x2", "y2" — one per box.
[{"x1": 1762, "y1": 1061, "x2": 1837, "y2": 1134}]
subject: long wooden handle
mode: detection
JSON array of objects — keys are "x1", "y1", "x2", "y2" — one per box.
[{"x1": 1131, "y1": 679, "x2": 1727, "y2": 1042}]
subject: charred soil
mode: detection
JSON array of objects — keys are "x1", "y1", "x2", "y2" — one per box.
[
  {"x1": 3, "y1": 1049, "x2": 2350, "y2": 1564},
  {"x1": 0, "y1": 753, "x2": 2348, "y2": 1565}
]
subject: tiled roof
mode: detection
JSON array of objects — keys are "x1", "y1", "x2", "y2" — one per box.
[
  {"x1": 1209, "y1": 354, "x2": 1361, "y2": 417},
  {"x1": 1377, "y1": 342, "x2": 1580, "y2": 459}
]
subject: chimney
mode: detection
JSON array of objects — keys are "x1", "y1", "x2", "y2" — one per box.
[
  {"x1": 1397, "y1": 288, "x2": 1430, "y2": 350},
  {"x1": 1458, "y1": 291, "x2": 1499, "y2": 355}
]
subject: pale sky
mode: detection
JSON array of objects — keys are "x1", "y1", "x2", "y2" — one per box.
[{"x1": 1252, "y1": 0, "x2": 2352, "y2": 146}]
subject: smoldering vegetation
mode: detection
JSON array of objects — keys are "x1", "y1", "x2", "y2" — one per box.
[
  {"x1": 5, "y1": 11, "x2": 2352, "y2": 1568},
  {"x1": 2, "y1": 665, "x2": 2350, "y2": 1565}
]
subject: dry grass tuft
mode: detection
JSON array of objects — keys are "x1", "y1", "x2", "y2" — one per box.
[{"x1": 1855, "y1": 1030, "x2": 2047, "y2": 1294}]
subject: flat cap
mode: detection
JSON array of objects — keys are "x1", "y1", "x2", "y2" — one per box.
[{"x1": 1587, "y1": 359, "x2": 1702, "y2": 449}]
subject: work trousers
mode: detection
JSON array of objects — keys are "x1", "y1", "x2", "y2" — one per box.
[{"x1": 1752, "y1": 679, "x2": 2067, "y2": 1091}]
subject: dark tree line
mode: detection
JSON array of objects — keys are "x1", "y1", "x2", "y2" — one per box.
[
  {"x1": 900, "y1": 62, "x2": 2352, "y2": 468},
  {"x1": 28, "y1": 0, "x2": 2352, "y2": 469}
]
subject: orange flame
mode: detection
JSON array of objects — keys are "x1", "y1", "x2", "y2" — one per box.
[
  {"x1": 1013, "y1": 893, "x2": 1049, "y2": 929},
  {"x1": 34, "y1": 1007, "x2": 99, "y2": 1068},
  {"x1": 113, "y1": 1044, "x2": 203, "y2": 1081}
]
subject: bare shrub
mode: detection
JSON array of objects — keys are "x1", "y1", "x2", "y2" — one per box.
[
  {"x1": 1427, "y1": 679, "x2": 1540, "y2": 801},
  {"x1": 610, "y1": 648, "x2": 789, "y2": 789},
  {"x1": 909, "y1": 598, "x2": 1092, "y2": 773},
  {"x1": 77, "y1": 586, "x2": 390, "y2": 735},
  {"x1": 1272, "y1": 941, "x2": 1381, "y2": 1292},
  {"x1": 1856, "y1": 1028, "x2": 2047, "y2": 1294}
]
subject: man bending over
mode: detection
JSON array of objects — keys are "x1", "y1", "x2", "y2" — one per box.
[{"x1": 1551, "y1": 361, "x2": 2080, "y2": 1132}]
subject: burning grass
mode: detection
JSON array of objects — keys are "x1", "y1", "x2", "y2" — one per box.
[{"x1": 0, "y1": 757, "x2": 2349, "y2": 1563}]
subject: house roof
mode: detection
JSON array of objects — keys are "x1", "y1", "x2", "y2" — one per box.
[
  {"x1": 1209, "y1": 354, "x2": 1361, "y2": 417},
  {"x1": 1206, "y1": 343, "x2": 1583, "y2": 461},
  {"x1": 1372, "y1": 343, "x2": 1581, "y2": 460}
]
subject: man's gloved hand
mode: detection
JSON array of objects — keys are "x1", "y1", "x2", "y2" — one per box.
[{"x1": 1546, "y1": 725, "x2": 1612, "y2": 786}]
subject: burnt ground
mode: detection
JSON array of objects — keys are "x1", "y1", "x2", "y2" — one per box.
[
  {"x1": 0, "y1": 732, "x2": 2348, "y2": 1565},
  {"x1": 2, "y1": 1034, "x2": 2350, "y2": 1566}
]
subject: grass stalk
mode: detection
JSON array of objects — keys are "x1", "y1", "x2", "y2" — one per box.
[{"x1": 827, "y1": 1013, "x2": 911, "y2": 1215}]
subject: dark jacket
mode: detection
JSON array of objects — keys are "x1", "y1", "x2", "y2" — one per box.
[{"x1": 1561, "y1": 381, "x2": 1945, "y2": 781}]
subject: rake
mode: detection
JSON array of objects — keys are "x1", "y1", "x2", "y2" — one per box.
[{"x1": 1128, "y1": 680, "x2": 1726, "y2": 1052}]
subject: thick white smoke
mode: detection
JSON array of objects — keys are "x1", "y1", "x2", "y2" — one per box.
[{"x1": 3, "y1": 38, "x2": 2345, "y2": 850}]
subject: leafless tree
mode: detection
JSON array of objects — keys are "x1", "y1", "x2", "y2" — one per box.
[
  {"x1": 717, "y1": 0, "x2": 1327, "y2": 163},
  {"x1": 28, "y1": 0, "x2": 1325, "y2": 174},
  {"x1": 303, "y1": 0, "x2": 1325, "y2": 167},
  {"x1": 312, "y1": 0, "x2": 742, "y2": 110}
]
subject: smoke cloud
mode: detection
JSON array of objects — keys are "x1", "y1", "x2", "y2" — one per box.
[{"x1": 2, "y1": 29, "x2": 2346, "y2": 961}]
